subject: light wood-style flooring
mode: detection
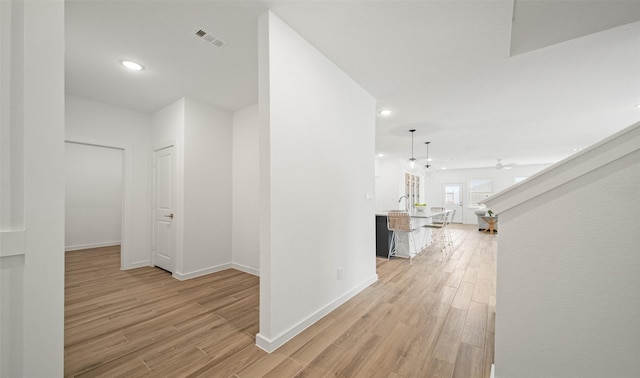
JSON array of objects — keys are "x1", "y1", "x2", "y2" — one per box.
[{"x1": 65, "y1": 225, "x2": 496, "y2": 377}]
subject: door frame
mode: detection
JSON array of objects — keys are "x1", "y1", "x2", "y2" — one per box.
[
  {"x1": 442, "y1": 182, "x2": 464, "y2": 224},
  {"x1": 65, "y1": 137, "x2": 132, "y2": 270},
  {"x1": 152, "y1": 142, "x2": 177, "y2": 273}
]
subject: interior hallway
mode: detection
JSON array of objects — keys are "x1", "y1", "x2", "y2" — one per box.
[{"x1": 64, "y1": 225, "x2": 495, "y2": 377}]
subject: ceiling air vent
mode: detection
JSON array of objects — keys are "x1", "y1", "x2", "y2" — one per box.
[{"x1": 193, "y1": 28, "x2": 227, "y2": 49}]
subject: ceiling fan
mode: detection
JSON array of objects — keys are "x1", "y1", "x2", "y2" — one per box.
[{"x1": 495, "y1": 159, "x2": 516, "y2": 170}]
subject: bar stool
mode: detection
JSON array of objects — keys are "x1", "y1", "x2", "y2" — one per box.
[
  {"x1": 422, "y1": 210, "x2": 455, "y2": 261},
  {"x1": 387, "y1": 211, "x2": 418, "y2": 264},
  {"x1": 430, "y1": 207, "x2": 445, "y2": 224}
]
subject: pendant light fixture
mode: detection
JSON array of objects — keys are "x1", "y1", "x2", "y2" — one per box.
[
  {"x1": 424, "y1": 141, "x2": 436, "y2": 178},
  {"x1": 405, "y1": 129, "x2": 420, "y2": 173}
]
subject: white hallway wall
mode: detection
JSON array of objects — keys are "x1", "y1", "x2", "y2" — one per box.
[
  {"x1": 66, "y1": 95, "x2": 153, "y2": 268},
  {"x1": 65, "y1": 142, "x2": 123, "y2": 251},
  {"x1": 151, "y1": 97, "x2": 233, "y2": 279},
  {"x1": 485, "y1": 124, "x2": 640, "y2": 377},
  {"x1": 232, "y1": 104, "x2": 260, "y2": 274},
  {"x1": 257, "y1": 11, "x2": 378, "y2": 352},
  {"x1": 66, "y1": 94, "x2": 257, "y2": 276},
  {"x1": 4, "y1": 5, "x2": 378, "y2": 372},
  {"x1": 150, "y1": 98, "x2": 185, "y2": 273},
  {"x1": 183, "y1": 97, "x2": 233, "y2": 277},
  {"x1": 375, "y1": 157, "x2": 407, "y2": 212},
  {"x1": 0, "y1": 0, "x2": 65, "y2": 376}
]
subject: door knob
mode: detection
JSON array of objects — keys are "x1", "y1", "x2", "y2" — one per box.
[{"x1": 164, "y1": 213, "x2": 174, "y2": 219}]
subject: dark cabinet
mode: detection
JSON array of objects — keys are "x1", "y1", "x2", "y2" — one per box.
[{"x1": 375, "y1": 215, "x2": 392, "y2": 257}]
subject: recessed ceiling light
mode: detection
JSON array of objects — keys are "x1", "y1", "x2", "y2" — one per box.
[
  {"x1": 441, "y1": 167, "x2": 447, "y2": 170},
  {"x1": 573, "y1": 147, "x2": 583, "y2": 152},
  {"x1": 120, "y1": 60, "x2": 144, "y2": 71},
  {"x1": 379, "y1": 109, "x2": 392, "y2": 116},
  {"x1": 377, "y1": 153, "x2": 385, "y2": 157},
  {"x1": 635, "y1": 104, "x2": 640, "y2": 109}
]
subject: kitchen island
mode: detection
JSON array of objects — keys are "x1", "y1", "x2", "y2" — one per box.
[{"x1": 375, "y1": 210, "x2": 447, "y2": 259}]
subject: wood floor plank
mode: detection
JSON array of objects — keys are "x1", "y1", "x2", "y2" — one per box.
[
  {"x1": 461, "y1": 301, "x2": 488, "y2": 349},
  {"x1": 462, "y1": 266, "x2": 478, "y2": 284},
  {"x1": 332, "y1": 301, "x2": 392, "y2": 351},
  {"x1": 328, "y1": 332, "x2": 381, "y2": 377},
  {"x1": 293, "y1": 343, "x2": 346, "y2": 378},
  {"x1": 234, "y1": 351, "x2": 289, "y2": 377},
  {"x1": 261, "y1": 357, "x2": 304, "y2": 378},
  {"x1": 277, "y1": 294, "x2": 368, "y2": 361},
  {"x1": 354, "y1": 321, "x2": 416, "y2": 378},
  {"x1": 288, "y1": 318, "x2": 353, "y2": 367},
  {"x1": 392, "y1": 315, "x2": 446, "y2": 377},
  {"x1": 423, "y1": 358, "x2": 456, "y2": 378},
  {"x1": 430, "y1": 285, "x2": 457, "y2": 318},
  {"x1": 445, "y1": 268, "x2": 465, "y2": 288},
  {"x1": 432, "y1": 307, "x2": 468, "y2": 364},
  {"x1": 188, "y1": 345, "x2": 265, "y2": 378},
  {"x1": 65, "y1": 225, "x2": 496, "y2": 377},
  {"x1": 146, "y1": 347, "x2": 210, "y2": 377},
  {"x1": 472, "y1": 277, "x2": 494, "y2": 305},
  {"x1": 196, "y1": 323, "x2": 255, "y2": 363},
  {"x1": 450, "y1": 282, "x2": 475, "y2": 310},
  {"x1": 452, "y1": 343, "x2": 484, "y2": 378}
]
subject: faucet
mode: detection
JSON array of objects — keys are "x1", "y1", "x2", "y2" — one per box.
[{"x1": 398, "y1": 195, "x2": 409, "y2": 211}]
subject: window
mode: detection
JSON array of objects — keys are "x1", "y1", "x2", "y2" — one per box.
[
  {"x1": 469, "y1": 179, "x2": 493, "y2": 206},
  {"x1": 444, "y1": 184, "x2": 461, "y2": 205}
]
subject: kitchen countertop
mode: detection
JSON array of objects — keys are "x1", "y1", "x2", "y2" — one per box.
[{"x1": 376, "y1": 210, "x2": 448, "y2": 219}]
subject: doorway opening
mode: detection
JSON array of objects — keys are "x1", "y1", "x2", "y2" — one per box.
[
  {"x1": 65, "y1": 140, "x2": 127, "y2": 266},
  {"x1": 443, "y1": 183, "x2": 464, "y2": 223}
]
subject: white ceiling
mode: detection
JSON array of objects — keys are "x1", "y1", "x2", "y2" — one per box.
[{"x1": 65, "y1": 0, "x2": 640, "y2": 170}]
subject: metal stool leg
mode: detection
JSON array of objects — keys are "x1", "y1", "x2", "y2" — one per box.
[{"x1": 388, "y1": 230, "x2": 396, "y2": 260}]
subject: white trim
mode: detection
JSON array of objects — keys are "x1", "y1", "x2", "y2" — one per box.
[
  {"x1": 64, "y1": 241, "x2": 120, "y2": 252},
  {"x1": 153, "y1": 139, "x2": 175, "y2": 151},
  {"x1": 482, "y1": 121, "x2": 640, "y2": 214},
  {"x1": 255, "y1": 273, "x2": 379, "y2": 353},
  {"x1": 0, "y1": 230, "x2": 26, "y2": 257},
  {"x1": 128, "y1": 260, "x2": 151, "y2": 269},
  {"x1": 231, "y1": 262, "x2": 260, "y2": 276},
  {"x1": 491, "y1": 364, "x2": 495, "y2": 378},
  {"x1": 172, "y1": 262, "x2": 233, "y2": 281}
]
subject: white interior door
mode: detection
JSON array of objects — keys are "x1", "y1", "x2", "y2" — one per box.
[
  {"x1": 443, "y1": 183, "x2": 464, "y2": 223},
  {"x1": 153, "y1": 146, "x2": 175, "y2": 272}
]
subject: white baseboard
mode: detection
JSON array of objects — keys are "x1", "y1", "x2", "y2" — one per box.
[
  {"x1": 65, "y1": 241, "x2": 120, "y2": 252},
  {"x1": 126, "y1": 260, "x2": 151, "y2": 270},
  {"x1": 173, "y1": 262, "x2": 233, "y2": 281},
  {"x1": 231, "y1": 262, "x2": 260, "y2": 276},
  {"x1": 255, "y1": 273, "x2": 379, "y2": 353}
]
